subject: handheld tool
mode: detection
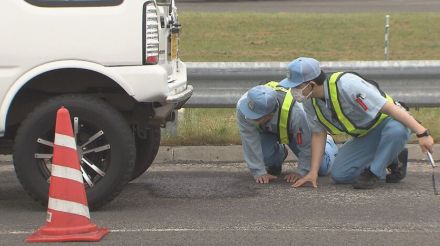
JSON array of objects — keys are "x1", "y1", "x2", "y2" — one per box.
[{"x1": 427, "y1": 152, "x2": 438, "y2": 195}]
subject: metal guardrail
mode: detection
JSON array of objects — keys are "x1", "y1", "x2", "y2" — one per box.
[{"x1": 185, "y1": 60, "x2": 440, "y2": 108}]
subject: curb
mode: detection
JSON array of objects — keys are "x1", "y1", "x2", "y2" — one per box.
[
  {"x1": 0, "y1": 145, "x2": 437, "y2": 164},
  {"x1": 154, "y1": 144, "x2": 440, "y2": 163}
]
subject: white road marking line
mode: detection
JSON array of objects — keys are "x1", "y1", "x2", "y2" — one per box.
[{"x1": 3, "y1": 226, "x2": 440, "y2": 235}]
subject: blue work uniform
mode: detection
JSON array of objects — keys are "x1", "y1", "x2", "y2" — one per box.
[
  {"x1": 236, "y1": 90, "x2": 338, "y2": 178},
  {"x1": 303, "y1": 73, "x2": 411, "y2": 182}
]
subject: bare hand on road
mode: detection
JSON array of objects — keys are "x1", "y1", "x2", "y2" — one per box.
[
  {"x1": 292, "y1": 173, "x2": 318, "y2": 188},
  {"x1": 256, "y1": 174, "x2": 277, "y2": 184},
  {"x1": 284, "y1": 172, "x2": 303, "y2": 183}
]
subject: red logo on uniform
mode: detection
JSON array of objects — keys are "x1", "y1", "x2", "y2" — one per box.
[
  {"x1": 355, "y1": 97, "x2": 368, "y2": 111},
  {"x1": 296, "y1": 128, "x2": 303, "y2": 145}
]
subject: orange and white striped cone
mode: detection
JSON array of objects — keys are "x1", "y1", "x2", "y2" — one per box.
[{"x1": 27, "y1": 107, "x2": 109, "y2": 243}]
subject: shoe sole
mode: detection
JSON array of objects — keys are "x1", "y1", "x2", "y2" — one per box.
[{"x1": 386, "y1": 148, "x2": 408, "y2": 183}]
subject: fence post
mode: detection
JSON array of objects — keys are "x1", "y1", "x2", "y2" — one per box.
[
  {"x1": 384, "y1": 15, "x2": 390, "y2": 60},
  {"x1": 161, "y1": 109, "x2": 185, "y2": 137}
]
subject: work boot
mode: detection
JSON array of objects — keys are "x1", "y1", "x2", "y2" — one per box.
[
  {"x1": 352, "y1": 169, "x2": 380, "y2": 189},
  {"x1": 386, "y1": 148, "x2": 409, "y2": 183}
]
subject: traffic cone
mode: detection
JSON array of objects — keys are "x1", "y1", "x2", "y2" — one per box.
[{"x1": 27, "y1": 107, "x2": 109, "y2": 243}]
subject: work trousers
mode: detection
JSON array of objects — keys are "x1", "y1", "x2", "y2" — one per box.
[
  {"x1": 260, "y1": 133, "x2": 338, "y2": 176},
  {"x1": 331, "y1": 117, "x2": 411, "y2": 183}
]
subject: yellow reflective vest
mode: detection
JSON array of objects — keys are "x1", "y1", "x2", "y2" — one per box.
[
  {"x1": 311, "y1": 72, "x2": 394, "y2": 137},
  {"x1": 264, "y1": 81, "x2": 295, "y2": 144}
]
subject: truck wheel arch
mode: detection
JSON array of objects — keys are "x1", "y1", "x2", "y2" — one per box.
[{"x1": 1, "y1": 60, "x2": 136, "y2": 137}]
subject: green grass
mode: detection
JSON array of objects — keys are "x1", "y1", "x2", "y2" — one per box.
[
  {"x1": 162, "y1": 12, "x2": 440, "y2": 145},
  {"x1": 162, "y1": 108, "x2": 241, "y2": 146},
  {"x1": 409, "y1": 108, "x2": 440, "y2": 142},
  {"x1": 161, "y1": 108, "x2": 440, "y2": 145},
  {"x1": 179, "y1": 12, "x2": 440, "y2": 61}
]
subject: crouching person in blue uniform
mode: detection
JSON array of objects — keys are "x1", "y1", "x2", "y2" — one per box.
[
  {"x1": 279, "y1": 57, "x2": 435, "y2": 189},
  {"x1": 236, "y1": 83, "x2": 338, "y2": 185}
]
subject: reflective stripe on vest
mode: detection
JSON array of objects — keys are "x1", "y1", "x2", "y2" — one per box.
[
  {"x1": 312, "y1": 98, "x2": 344, "y2": 135},
  {"x1": 312, "y1": 72, "x2": 394, "y2": 137},
  {"x1": 264, "y1": 81, "x2": 294, "y2": 144}
]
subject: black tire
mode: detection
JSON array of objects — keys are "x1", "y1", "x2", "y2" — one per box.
[
  {"x1": 13, "y1": 94, "x2": 135, "y2": 210},
  {"x1": 130, "y1": 127, "x2": 161, "y2": 181}
]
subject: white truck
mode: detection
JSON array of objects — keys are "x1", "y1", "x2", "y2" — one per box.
[{"x1": 0, "y1": 0, "x2": 192, "y2": 209}]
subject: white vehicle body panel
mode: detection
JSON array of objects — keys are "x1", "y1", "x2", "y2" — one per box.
[{"x1": 0, "y1": 0, "x2": 190, "y2": 136}]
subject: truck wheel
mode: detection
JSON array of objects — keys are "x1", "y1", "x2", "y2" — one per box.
[
  {"x1": 131, "y1": 127, "x2": 161, "y2": 181},
  {"x1": 13, "y1": 94, "x2": 135, "y2": 210}
]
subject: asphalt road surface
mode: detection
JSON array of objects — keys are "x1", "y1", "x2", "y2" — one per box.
[
  {"x1": 177, "y1": 0, "x2": 440, "y2": 13},
  {"x1": 1, "y1": 160, "x2": 440, "y2": 245}
]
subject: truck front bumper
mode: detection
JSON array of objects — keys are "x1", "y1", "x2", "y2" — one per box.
[
  {"x1": 110, "y1": 60, "x2": 192, "y2": 126},
  {"x1": 166, "y1": 84, "x2": 193, "y2": 108}
]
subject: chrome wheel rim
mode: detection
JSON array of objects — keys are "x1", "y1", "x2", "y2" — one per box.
[{"x1": 34, "y1": 117, "x2": 111, "y2": 188}]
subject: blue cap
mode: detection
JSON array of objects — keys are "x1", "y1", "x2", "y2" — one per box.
[
  {"x1": 279, "y1": 57, "x2": 321, "y2": 88},
  {"x1": 239, "y1": 85, "x2": 278, "y2": 120}
]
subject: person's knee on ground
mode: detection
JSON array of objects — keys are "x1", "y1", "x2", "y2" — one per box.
[
  {"x1": 318, "y1": 135, "x2": 338, "y2": 176},
  {"x1": 260, "y1": 133, "x2": 285, "y2": 175},
  {"x1": 263, "y1": 143, "x2": 285, "y2": 175}
]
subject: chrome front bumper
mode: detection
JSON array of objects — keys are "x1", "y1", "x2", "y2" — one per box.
[{"x1": 166, "y1": 85, "x2": 193, "y2": 105}]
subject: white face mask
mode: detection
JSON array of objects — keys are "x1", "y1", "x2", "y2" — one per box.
[{"x1": 291, "y1": 83, "x2": 313, "y2": 102}]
